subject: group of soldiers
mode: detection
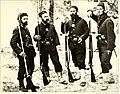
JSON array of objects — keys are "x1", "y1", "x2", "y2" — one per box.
[{"x1": 10, "y1": 2, "x2": 116, "y2": 92}]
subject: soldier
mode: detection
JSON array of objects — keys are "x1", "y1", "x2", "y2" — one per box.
[
  {"x1": 33, "y1": 11, "x2": 67, "y2": 84},
  {"x1": 61, "y1": 6, "x2": 89, "y2": 87},
  {"x1": 87, "y1": 2, "x2": 116, "y2": 90},
  {"x1": 10, "y1": 13, "x2": 39, "y2": 92}
]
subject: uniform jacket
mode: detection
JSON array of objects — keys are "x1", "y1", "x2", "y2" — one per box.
[
  {"x1": 61, "y1": 15, "x2": 89, "y2": 50},
  {"x1": 34, "y1": 22, "x2": 60, "y2": 48},
  {"x1": 10, "y1": 26, "x2": 36, "y2": 56},
  {"x1": 91, "y1": 13, "x2": 116, "y2": 51}
]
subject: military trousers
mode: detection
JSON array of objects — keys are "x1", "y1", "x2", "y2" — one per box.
[
  {"x1": 70, "y1": 42, "x2": 86, "y2": 70},
  {"x1": 98, "y1": 45, "x2": 112, "y2": 73},
  {"x1": 40, "y1": 44, "x2": 62, "y2": 77}
]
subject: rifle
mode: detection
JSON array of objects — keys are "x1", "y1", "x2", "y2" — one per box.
[
  {"x1": 37, "y1": 0, "x2": 49, "y2": 86},
  {"x1": 88, "y1": 19, "x2": 96, "y2": 82},
  {"x1": 64, "y1": 23, "x2": 74, "y2": 83},
  {"x1": 18, "y1": 12, "x2": 36, "y2": 92}
]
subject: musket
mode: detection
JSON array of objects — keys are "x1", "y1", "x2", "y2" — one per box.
[
  {"x1": 64, "y1": 22, "x2": 74, "y2": 83},
  {"x1": 88, "y1": 19, "x2": 96, "y2": 82},
  {"x1": 37, "y1": 0, "x2": 49, "y2": 86},
  {"x1": 17, "y1": 10, "x2": 36, "y2": 91}
]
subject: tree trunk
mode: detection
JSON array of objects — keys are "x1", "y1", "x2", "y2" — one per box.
[{"x1": 49, "y1": 0, "x2": 54, "y2": 24}]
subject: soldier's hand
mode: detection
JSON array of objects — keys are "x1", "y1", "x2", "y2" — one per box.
[
  {"x1": 106, "y1": 50, "x2": 111, "y2": 55},
  {"x1": 73, "y1": 37, "x2": 78, "y2": 42},
  {"x1": 78, "y1": 37, "x2": 82, "y2": 43},
  {"x1": 46, "y1": 41, "x2": 50, "y2": 45},
  {"x1": 61, "y1": 17, "x2": 69, "y2": 23},
  {"x1": 34, "y1": 35, "x2": 41, "y2": 40},
  {"x1": 87, "y1": 10, "x2": 92, "y2": 18},
  {"x1": 19, "y1": 51, "x2": 26, "y2": 57}
]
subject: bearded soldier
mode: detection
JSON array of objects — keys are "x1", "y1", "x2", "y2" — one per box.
[
  {"x1": 34, "y1": 11, "x2": 67, "y2": 84},
  {"x1": 87, "y1": 2, "x2": 116, "y2": 90},
  {"x1": 10, "y1": 13, "x2": 39, "y2": 92},
  {"x1": 61, "y1": 6, "x2": 89, "y2": 87}
]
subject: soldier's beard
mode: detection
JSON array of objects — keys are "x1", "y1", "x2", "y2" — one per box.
[
  {"x1": 70, "y1": 14, "x2": 77, "y2": 20},
  {"x1": 21, "y1": 21, "x2": 28, "y2": 27},
  {"x1": 42, "y1": 19, "x2": 49, "y2": 24}
]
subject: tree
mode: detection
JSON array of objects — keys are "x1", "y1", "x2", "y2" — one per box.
[{"x1": 49, "y1": 0, "x2": 54, "y2": 24}]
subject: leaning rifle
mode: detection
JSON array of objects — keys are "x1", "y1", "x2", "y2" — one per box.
[
  {"x1": 88, "y1": 19, "x2": 96, "y2": 82},
  {"x1": 64, "y1": 22, "x2": 74, "y2": 83}
]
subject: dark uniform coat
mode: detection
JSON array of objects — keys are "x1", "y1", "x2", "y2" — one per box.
[
  {"x1": 91, "y1": 13, "x2": 116, "y2": 73},
  {"x1": 10, "y1": 26, "x2": 36, "y2": 80},
  {"x1": 34, "y1": 22, "x2": 62, "y2": 75},
  {"x1": 61, "y1": 15, "x2": 89, "y2": 69}
]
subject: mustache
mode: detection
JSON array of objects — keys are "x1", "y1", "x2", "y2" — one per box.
[
  {"x1": 42, "y1": 19, "x2": 49, "y2": 23},
  {"x1": 23, "y1": 21, "x2": 28, "y2": 25}
]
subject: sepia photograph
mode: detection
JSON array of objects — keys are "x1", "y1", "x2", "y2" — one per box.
[{"x1": 0, "y1": 0, "x2": 119, "y2": 93}]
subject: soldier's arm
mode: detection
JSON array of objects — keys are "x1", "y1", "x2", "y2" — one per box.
[
  {"x1": 27, "y1": 29, "x2": 33, "y2": 45},
  {"x1": 53, "y1": 25, "x2": 60, "y2": 46},
  {"x1": 106, "y1": 20, "x2": 116, "y2": 51},
  {"x1": 10, "y1": 29, "x2": 22, "y2": 55},
  {"x1": 61, "y1": 22, "x2": 69, "y2": 34},
  {"x1": 33, "y1": 26, "x2": 39, "y2": 42},
  {"x1": 80, "y1": 19, "x2": 89, "y2": 40}
]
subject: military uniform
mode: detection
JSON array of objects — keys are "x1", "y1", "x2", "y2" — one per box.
[
  {"x1": 91, "y1": 13, "x2": 116, "y2": 73},
  {"x1": 61, "y1": 15, "x2": 89, "y2": 69},
  {"x1": 34, "y1": 22, "x2": 62, "y2": 76},
  {"x1": 10, "y1": 26, "x2": 36, "y2": 81}
]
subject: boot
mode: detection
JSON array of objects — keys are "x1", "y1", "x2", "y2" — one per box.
[
  {"x1": 26, "y1": 77, "x2": 37, "y2": 92},
  {"x1": 57, "y1": 72, "x2": 68, "y2": 85},
  {"x1": 80, "y1": 69, "x2": 86, "y2": 87},
  {"x1": 19, "y1": 79, "x2": 28, "y2": 92},
  {"x1": 108, "y1": 73, "x2": 115, "y2": 84},
  {"x1": 107, "y1": 70, "x2": 115, "y2": 84},
  {"x1": 100, "y1": 73, "x2": 108, "y2": 91}
]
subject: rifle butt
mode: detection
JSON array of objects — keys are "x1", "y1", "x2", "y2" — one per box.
[
  {"x1": 42, "y1": 71, "x2": 50, "y2": 86},
  {"x1": 68, "y1": 68, "x2": 74, "y2": 83},
  {"x1": 91, "y1": 68, "x2": 96, "y2": 82}
]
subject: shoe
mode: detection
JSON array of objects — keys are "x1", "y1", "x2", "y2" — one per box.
[
  {"x1": 108, "y1": 73, "x2": 115, "y2": 84},
  {"x1": 19, "y1": 86, "x2": 28, "y2": 92},
  {"x1": 101, "y1": 82, "x2": 108, "y2": 91},
  {"x1": 26, "y1": 78, "x2": 37, "y2": 92},
  {"x1": 58, "y1": 78, "x2": 68, "y2": 85},
  {"x1": 33, "y1": 85, "x2": 39, "y2": 89},
  {"x1": 80, "y1": 82, "x2": 86, "y2": 87},
  {"x1": 108, "y1": 77, "x2": 115, "y2": 84},
  {"x1": 26, "y1": 85, "x2": 39, "y2": 89}
]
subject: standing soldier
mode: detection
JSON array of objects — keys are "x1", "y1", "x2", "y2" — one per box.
[
  {"x1": 87, "y1": 2, "x2": 116, "y2": 90},
  {"x1": 10, "y1": 13, "x2": 39, "y2": 92},
  {"x1": 61, "y1": 6, "x2": 89, "y2": 87},
  {"x1": 33, "y1": 11, "x2": 67, "y2": 84}
]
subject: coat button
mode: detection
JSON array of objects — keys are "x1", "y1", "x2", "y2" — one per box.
[{"x1": 72, "y1": 24, "x2": 75, "y2": 27}]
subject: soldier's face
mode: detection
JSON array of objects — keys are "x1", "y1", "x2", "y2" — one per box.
[
  {"x1": 96, "y1": 6, "x2": 104, "y2": 16},
  {"x1": 41, "y1": 13, "x2": 49, "y2": 23},
  {"x1": 21, "y1": 16, "x2": 28, "y2": 26},
  {"x1": 69, "y1": 8, "x2": 77, "y2": 17}
]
